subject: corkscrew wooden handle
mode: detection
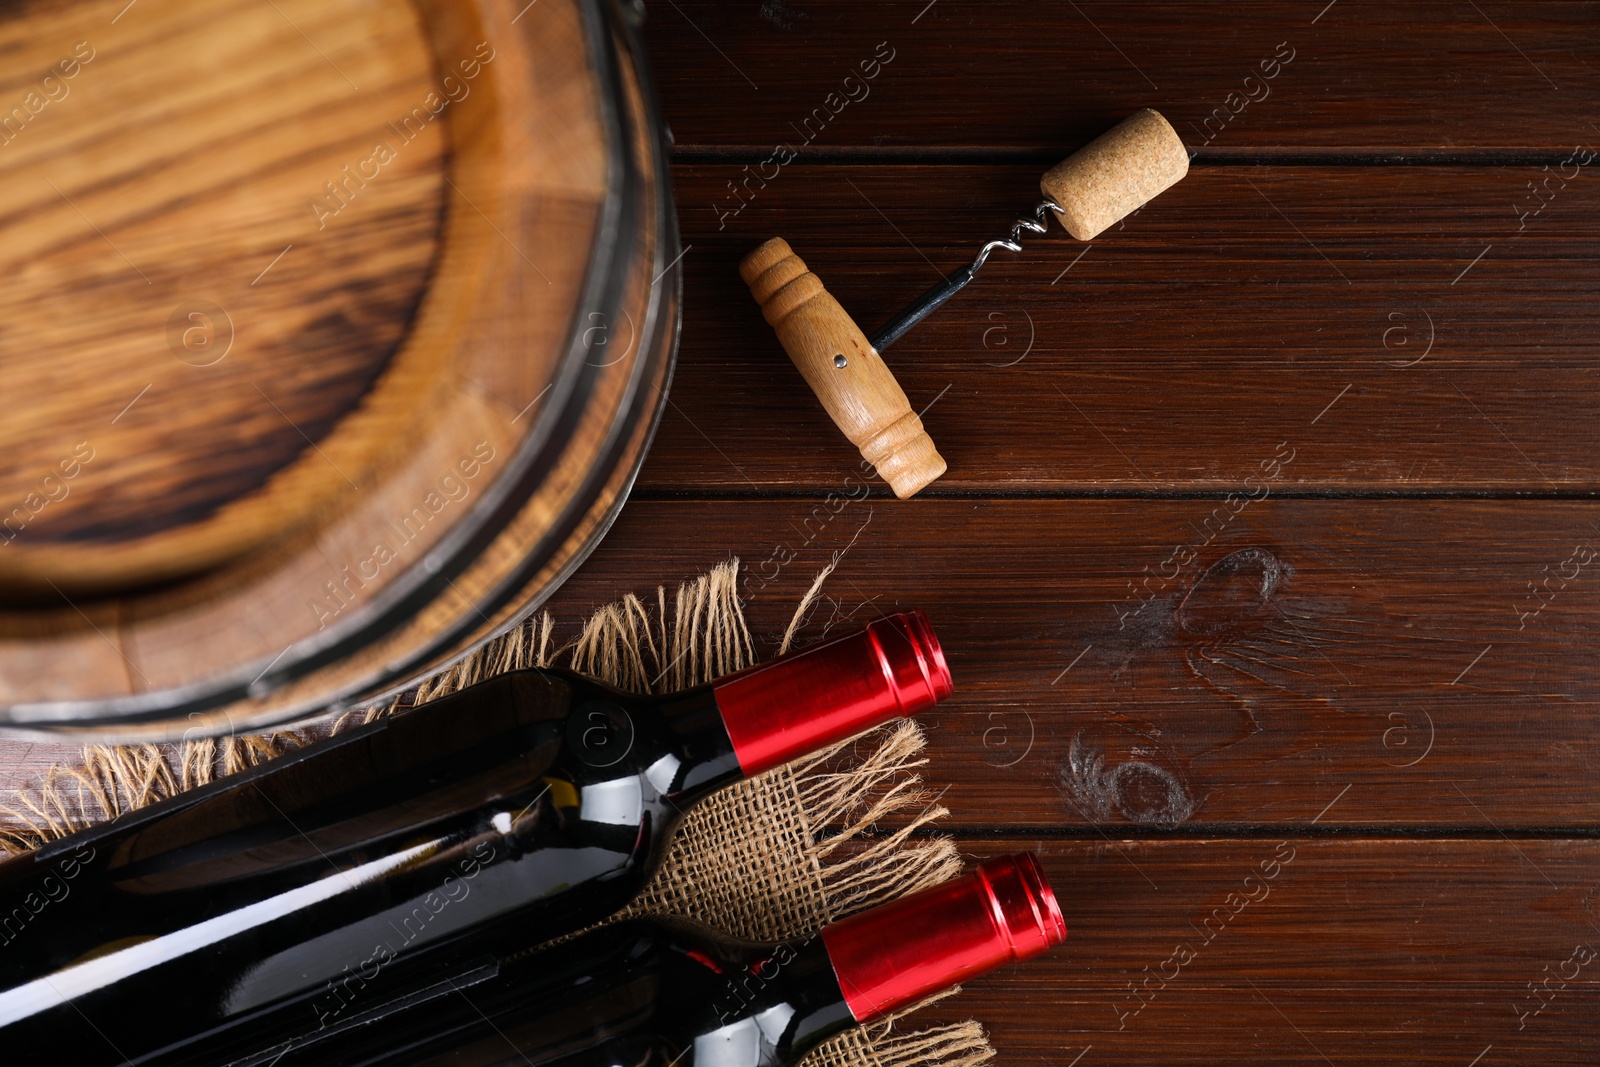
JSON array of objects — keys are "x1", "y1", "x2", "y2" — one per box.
[{"x1": 739, "y1": 238, "x2": 947, "y2": 499}]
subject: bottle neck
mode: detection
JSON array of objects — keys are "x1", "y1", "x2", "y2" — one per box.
[
  {"x1": 704, "y1": 935, "x2": 857, "y2": 1066},
  {"x1": 552, "y1": 672, "x2": 744, "y2": 804},
  {"x1": 818, "y1": 853, "x2": 1067, "y2": 1023},
  {"x1": 709, "y1": 610, "x2": 953, "y2": 777},
  {"x1": 557, "y1": 610, "x2": 951, "y2": 799},
  {"x1": 654, "y1": 688, "x2": 745, "y2": 801},
  {"x1": 696, "y1": 854, "x2": 1065, "y2": 1067}
]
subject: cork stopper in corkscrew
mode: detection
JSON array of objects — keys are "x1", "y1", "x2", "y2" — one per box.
[
  {"x1": 740, "y1": 238, "x2": 947, "y2": 499},
  {"x1": 1040, "y1": 108, "x2": 1190, "y2": 240}
]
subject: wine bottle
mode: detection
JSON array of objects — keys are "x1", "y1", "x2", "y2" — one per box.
[
  {"x1": 229, "y1": 852, "x2": 1065, "y2": 1067},
  {"x1": 0, "y1": 611, "x2": 952, "y2": 1066}
]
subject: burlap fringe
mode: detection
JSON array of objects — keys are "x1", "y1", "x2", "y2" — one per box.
[
  {"x1": 0, "y1": 559, "x2": 984, "y2": 1067},
  {"x1": 804, "y1": 997, "x2": 994, "y2": 1067},
  {"x1": 0, "y1": 734, "x2": 305, "y2": 852},
  {"x1": 860, "y1": 1021, "x2": 996, "y2": 1067}
]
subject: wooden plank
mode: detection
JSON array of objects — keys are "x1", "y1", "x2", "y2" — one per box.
[
  {"x1": 927, "y1": 837, "x2": 1600, "y2": 1066},
  {"x1": 642, "y1": 164, "x2": 1600, "y2": 492},
  {"x1": 5, "y1": 497, "x2": 1597, "y2": 829},
  {"x1": 646, "y1": 1, "x2": 1600, "y2": 155},
  {"x1": 535, "y1": 499, "x2": 1600, "y2": 829}
]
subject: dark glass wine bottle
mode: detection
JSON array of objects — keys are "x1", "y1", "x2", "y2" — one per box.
[
  {"x1": 226, "y1": 853, "x2": 1065, "y2": 1067},
  {"x1": 0, "y1": 611, "x2": 952, "y2": 1066}
]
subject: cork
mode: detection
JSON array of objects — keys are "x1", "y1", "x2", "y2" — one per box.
[{"x1": 1039, "y1": 108, "x2": 1190, "y2": 241}]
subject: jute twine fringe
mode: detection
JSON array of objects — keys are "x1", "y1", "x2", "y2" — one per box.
[{"x1": 0, "y1": 559, "x2": 992, "y2": 1067}]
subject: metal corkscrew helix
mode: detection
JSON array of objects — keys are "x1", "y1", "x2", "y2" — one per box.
[
  {"x1": 740, "y1": 109, "x2": 1193, "y2": 499},
  {"x1": 872, "y1": 199, "x2": 1063, "y2": 352}
]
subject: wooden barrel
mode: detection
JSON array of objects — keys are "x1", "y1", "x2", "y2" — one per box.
[{"x1": 0, "y1": 0, "x2": 678, "y2": 736}]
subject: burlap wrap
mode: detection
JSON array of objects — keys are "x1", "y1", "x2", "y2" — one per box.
[{"x1": 1, "y1": 561, "x2": 994, "y2": 1067}]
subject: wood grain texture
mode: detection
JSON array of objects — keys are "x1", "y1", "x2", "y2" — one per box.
[
  {"x1": 643, "y1": 164, "x2": 1600, "y2": 492},
  {"x1": 0, "y1": 0, "x2": 680, "y2": 735},
  {"x1": 928, "y1": 837, "x2": 1600, "y2": 1066},
  {"x1": 8, "y1": 497, "x2": 1581, "y2": 830},
  {"x1": 396, "y1": 8, "x2": 1600, "y2": 1057},
  {"x1": 512, "y1": 498, "x2": 1600, "y2": 830},
  {"x1": 645, "y1": 1, "x2": 1599, "y2": 155},
  {"x1": 739, "y1": 237, "x2": 947, "y2": 498},
  {"x1": 0, "y1": 0, "x2": 447, "y2": 585},
  {"x1": 3, "y1": 3, "x2": 1597, "y2": 1064}
]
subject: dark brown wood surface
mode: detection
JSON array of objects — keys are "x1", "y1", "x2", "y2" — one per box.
[
  {"x1": 3, "y1": 2, "x2": 1598, "y2": 1064},
  {"x1": 646, "y1": 1, "x2": 1599, "y2": 156},
  {"x1": 628, "y1": 3, "x2": 1600, "y2": 1063},
  {"x1": 501, "y1": 499, "x2": 1600, "y2": 832},
  {"x1": 931, "y1": 838, "x2": 1600, "y2": 1065},
  {"x1": 649, "y1": 165, "x2": 1600, "y2": 492}
]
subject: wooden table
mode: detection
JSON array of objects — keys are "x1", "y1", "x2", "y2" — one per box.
[
  {"x1": 567, "y1": 3, "x2": 1598, "y2": 1063},
  {"x1": 2, "y1": 3, "x2": 1594, "y2": 1064}
]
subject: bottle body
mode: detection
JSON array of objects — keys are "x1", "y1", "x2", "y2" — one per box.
[
  {"x1": 238, "y1": 852, "x2": 1066, "y2": 1067},
  {"x1": 0, "y1": 611, "x2": 953, "y2": 1066},
  {"x1": 0, "y1": 668, "x2": 739, "y2": 1065},
  {"x1": 246, "y1": 918, "x2": 852, "y2": 1067}
]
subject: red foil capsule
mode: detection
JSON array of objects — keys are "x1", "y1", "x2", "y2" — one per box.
[
  {"x1": 713, "y1": 609, "x2": 954, "y2": 776},
  {"x1": 820, "y1": 852, "x2": 1067, "y2": 1022}
]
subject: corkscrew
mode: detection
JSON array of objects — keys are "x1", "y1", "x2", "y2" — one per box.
[
  {"x1": 740, "y1": 109, "x2": 1191, "y2": 499},
  {"x1": 871, "y1": 198, "x2": 1061, "y2": 352}
]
